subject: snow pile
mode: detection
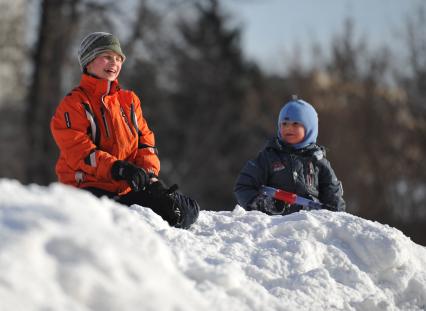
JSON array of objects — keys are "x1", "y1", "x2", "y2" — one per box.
[{"x1": 0, "y1": 179, "x2": 425, "y2": 311}]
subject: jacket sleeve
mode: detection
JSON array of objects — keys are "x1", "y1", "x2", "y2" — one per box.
[
  {"x1": 234, "y1": 151, "x2": 269, "y2": 209},
  {"x1": 50, "y1": 95, "x2": 117, "y2": 180},
  {"x1": 317, "y1": 158, "x2": 346, "y2": 211},
  {"x1": 131, "y1": 93, "x2": 160, "y2": 175}
]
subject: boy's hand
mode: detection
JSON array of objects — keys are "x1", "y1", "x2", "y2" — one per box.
[
  {"x1": 145, "y1": 180, "x2": 182, "y2": 226},
  {"x1": 111, "y1": 160, "x2": 149, "y2": 192},
  {"x1": 251, "y1": 195, "x2": 287, "y2": 215}
]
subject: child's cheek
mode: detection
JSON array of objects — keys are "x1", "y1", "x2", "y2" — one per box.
[{"x1": 280, "y1": 127, "x2": 286, "y2": 138}]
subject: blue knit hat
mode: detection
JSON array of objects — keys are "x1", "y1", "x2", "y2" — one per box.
[{"x1": 277, "y1": 99, "x2": 318, "y2": 149}]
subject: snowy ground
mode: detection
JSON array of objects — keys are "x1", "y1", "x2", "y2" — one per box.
[{"x1": 0, "y1": 179, "x2": 425, "y2": 311}]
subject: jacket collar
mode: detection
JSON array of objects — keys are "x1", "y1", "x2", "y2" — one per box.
[
  {"x1": 266, "y1": 136, "x2": 325, "y2": 158},
  {"x1": 79, "y1": 73, "x2": 120, "y2": 98}
]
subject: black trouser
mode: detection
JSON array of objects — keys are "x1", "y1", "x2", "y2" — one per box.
[
  {"x1": 82, "y1": 185, "x2": 200, "y2": 229},
  {"x1": 83, "y1": 187, "x2": 152, "y2": 206},
  {"x1": 82, "y1": 186, "x2": 180, "y2": 226}
]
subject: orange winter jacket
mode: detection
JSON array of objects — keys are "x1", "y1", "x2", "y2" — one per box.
[{"x1": 51, "y1": 74, "x2": 160, "y2": 194}]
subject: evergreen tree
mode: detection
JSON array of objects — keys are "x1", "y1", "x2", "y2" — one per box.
[{"x1": 166, "y1": 0, "x2": 258, "y2": 210}]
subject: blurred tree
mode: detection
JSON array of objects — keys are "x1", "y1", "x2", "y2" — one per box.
[
  {"x1": 289, "y1": 18, "x2": 426, "y2": 244},
  {"x1": 118, "y1": 0, "x2": 169, "y2": 130},
  {"x1": 26, "y1": 0, "x2": 81, "y2": 184},
  {"x1": 318, "y1": 20, "x2": 397, "y2": 220},
  {"x1": 0, "y1": 0, "x2": 26, "y2": 180},
  {"x1": 164, "y1": 0, "x2": 260, "y2": 210},
  {"x1": 391, "y1": 6, "x2": 426, "y2": 242},
  {"x1": 25, "y1": 0, "x2": 123, "y2": 185},
  {"x1": 0, "y1": 0, "x2": 26, "y2": 107},
  {"x1": 325, "y1": 22, "x2": 415, "y2": 224}
]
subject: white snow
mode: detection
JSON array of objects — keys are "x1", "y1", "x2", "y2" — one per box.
[{"x1": 0, "y1": 179, "x2": 425, "y2": 311}]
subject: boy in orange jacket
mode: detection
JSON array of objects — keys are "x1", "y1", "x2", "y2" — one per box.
[{"x1": 51, "y1": 32, "x2": 198, "y2": 228}]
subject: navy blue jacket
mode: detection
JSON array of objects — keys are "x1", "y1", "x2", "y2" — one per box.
[{"x1": 234, "y1": 137, "x2": 345, "y2": 213}]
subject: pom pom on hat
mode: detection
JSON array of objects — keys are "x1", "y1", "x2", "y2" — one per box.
[{"x1": 78, "y1": 32, "x2": 126, "y2": 72}]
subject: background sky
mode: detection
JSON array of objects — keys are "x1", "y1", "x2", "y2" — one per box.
[{"x1": 224, "y1": 0, "x2": 424, "y2": 73}]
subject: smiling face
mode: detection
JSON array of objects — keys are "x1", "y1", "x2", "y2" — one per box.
[
  {"x1": 280, "y1": 121, "x2": 306, "y2": 145},
  {"x1": 85, "y1": 50, "x2": 123, "y2": 81}
]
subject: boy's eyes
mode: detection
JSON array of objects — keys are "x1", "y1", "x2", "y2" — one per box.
[
  {"x1": 101, "y1": 54, "x2": 123, "y2": 62},
  {"x1": 282, "y1": 122, "x2": 301, "y2": 126}
]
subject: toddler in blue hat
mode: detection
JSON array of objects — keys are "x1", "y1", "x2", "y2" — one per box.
[{"x1": 234, "y1": 97, "x2": 345, "y2": 215}]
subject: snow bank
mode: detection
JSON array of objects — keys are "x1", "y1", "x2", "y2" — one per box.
[
  {"x1": 0, "y1": 180, "x2": 207, "y2": 311},
  {"x1": 0, "y1": 179, "x2": 425, "y2": 311}
]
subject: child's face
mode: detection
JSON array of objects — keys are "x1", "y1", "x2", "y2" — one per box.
[
  {"x1": 280, "y1": 121, "x2": 305, "y2": 145},
  {"x1": 86, "y1": 51, "x2": 123, "y2": 81}
]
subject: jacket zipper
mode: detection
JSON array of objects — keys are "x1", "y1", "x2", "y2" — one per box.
[
  {"x1": 100, "y1": 107, "x2": 111, "y2": 138},
  {"x1": 120, "y1": 106, "x2": 134, "y2": 134},
  {"x1": 100, "y1": 81, "x2": 111, "y2": 138}
]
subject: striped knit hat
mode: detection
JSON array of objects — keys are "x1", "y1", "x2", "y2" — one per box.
[{"x1": 78, "y1": 32, "x2": 126, "y2": 71}]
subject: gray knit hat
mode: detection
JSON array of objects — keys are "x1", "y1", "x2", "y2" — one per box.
[{"x1": 78, "y1": 32, "x2": 126, "y2": 71}]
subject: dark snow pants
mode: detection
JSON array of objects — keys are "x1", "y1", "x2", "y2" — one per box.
[{"x1": 82, "y1": 183, "x2": 199, "y2": 229}]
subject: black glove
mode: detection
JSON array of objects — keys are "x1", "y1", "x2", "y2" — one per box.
[
  {"x1": 250, "y1": 195, "x2": 288, "y2": 215},
  {"x1": 111, "y1": 160, "x2": 149, "y2": 192},
  {"x1": 138, "y1": 180, "x2": 199, "y2": 229},
  {"x1": 145, "y1": 180, "x2": 182, "y2": 226},
  {"x1": 322, "y1": 203, "x2": 338, "y2": 211}
]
